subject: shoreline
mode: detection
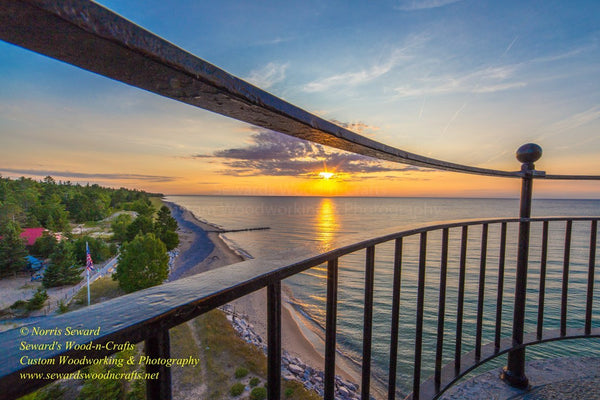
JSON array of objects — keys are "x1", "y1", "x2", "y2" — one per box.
[
  {"x1": 165, "y1": 201, "x2": 245, "y2": 280},
  {"x1": 164, "y1": 200, "x2": 364, "y2": 393}
]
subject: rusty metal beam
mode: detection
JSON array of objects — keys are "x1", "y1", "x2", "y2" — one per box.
[
  {"x1": 1, "y1": 1, "x2": 599, "y2": 180},
  {"x1": 0, "y1": 0, "x2": 530, "y2": 178}
]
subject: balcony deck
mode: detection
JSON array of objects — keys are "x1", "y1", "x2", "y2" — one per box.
[{"x1": 440, "y1": 356, "x2": 600, "y2": 400}]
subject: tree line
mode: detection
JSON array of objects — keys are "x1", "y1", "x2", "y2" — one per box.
[{"x1": 0, "y1": 176, "x2": 177, "y2": 293}]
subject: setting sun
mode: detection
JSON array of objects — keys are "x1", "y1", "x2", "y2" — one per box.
[{"x1": 318, "y1": 171, "x2": 334, "y2": 179}]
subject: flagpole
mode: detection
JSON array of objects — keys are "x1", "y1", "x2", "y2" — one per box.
[
  {"x1": 86, "y1": 241, "x2": 91, "y2": 306},
  {"x1": 87, "y1": 267, "x2": 90, "y2": 306}
]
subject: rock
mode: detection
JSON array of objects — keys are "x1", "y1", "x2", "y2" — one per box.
[
  {"x1": 288, "y1": 363, "x2": 304, "y2": 375},
  {"x1": 283, "y1": 373, "x2": 296, "y2": 381}
]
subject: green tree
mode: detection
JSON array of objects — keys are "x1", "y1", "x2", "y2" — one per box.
[
  {"x1": 73, "y1": 236, "x2": 113, "y2": 265},
  {"x1": 158, "y1": 230, "x2": 179, "y2": 251},
  {"x1": 31, "y1": 232, "x2": 58, "y2": 258},
  {"x1": 26, "y1": 288, "x2": 48, "y2": 311},
  {"x1": 66, "y1": 189, "x2": 110, "y2": 223},
  {"x1": 111, "y1": 213, "x2": 133, "y2": 243},
  {"x1": 113, "y1": 233, "x2": 168, "y2": 293},
  {"x1": 0, "y1": 221, "x2": 28, "y2": 277},
  {"x1": 32, "y1": 194, "x2": 70, "y2": 232},
  {"x1": 156, "y1": 206, "x2": 178, "y2": 232},
  {"x1": 125, "y1": 215, "x2": 155, "y2": 242},
  {"x1": 154, "y1": 206, "x2": 179, "y2": 251},
  {"x1": 43, "y1": 241, "x2": 82, "y2": 288},
  {"x1": 127, "y1": 199, "x2": 155, "y2": 217}
]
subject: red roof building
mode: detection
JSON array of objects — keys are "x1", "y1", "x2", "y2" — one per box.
[{"x1": 20, "y1": 228, "x2": 47, "y2": 246}]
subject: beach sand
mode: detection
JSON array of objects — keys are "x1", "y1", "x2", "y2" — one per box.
[{"x1": 165, "y1": 201, "x2": 362, "y2": 386}]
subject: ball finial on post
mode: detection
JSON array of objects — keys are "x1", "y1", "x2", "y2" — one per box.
[{"x1": 516, "y1": 143, "x2": 542, "y2": 164}]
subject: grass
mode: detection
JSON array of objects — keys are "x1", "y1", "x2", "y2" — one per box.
[
  {"x1": 149, "y1": 196, "x2": 164, "y2": 212},
  {"x1": 193, "y1": 310, "x2": 266, "y2": 399},
  {"x1": 67, "y1": 276, "x2": 124, "y2": 311},
  {"x1": 83, "y1": 220, "x2": 100, "y2": 228},
  {"x1": 170, "y1": 322, "x2": 202, "y2": 397},
  {"x1": 282, "y1": 381, "x2": 321, "y2": 400},
  {"x1": 192, "y1": 310, "x2": 320, "y2": 399}
]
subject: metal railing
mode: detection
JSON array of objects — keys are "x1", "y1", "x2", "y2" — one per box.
[
  {"x1": 1, "y1": 213, "x2": 598, "y2": 399},
  {"x1": 1, "y1": 1, "x2": 599, "y2": 399}
]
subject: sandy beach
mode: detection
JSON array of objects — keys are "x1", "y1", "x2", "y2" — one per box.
[{"x1": 164, "y1": 201, "x2": 362, "y2": 387}]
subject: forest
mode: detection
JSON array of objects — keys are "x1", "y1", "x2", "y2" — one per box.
[{"x1": 0, "y1": 176, "x2": 176, "y2": 292}]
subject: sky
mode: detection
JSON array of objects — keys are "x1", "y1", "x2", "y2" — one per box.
[{"x1": 1, "y1": 0, "x2": 599, "y2": 198}]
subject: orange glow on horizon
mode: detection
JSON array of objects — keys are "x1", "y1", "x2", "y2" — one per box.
[{"x1": 319, "y1": 171, "x2": 335, "y2": 179}]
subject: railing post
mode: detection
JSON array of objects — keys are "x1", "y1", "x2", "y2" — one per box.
[
  {"x1": 502, "y1": 143, "x2": 543, "y2": 389},
  {"x1": 145, "y1": 328, "x2": 172, "y2": 400},
  {"x1": 267, "y1": 281, "x2": 282, "y2": 400}
]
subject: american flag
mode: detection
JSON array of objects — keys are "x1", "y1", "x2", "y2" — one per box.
[{"x1": 86, "y1": 242, "x2": 94, "y2": 272}]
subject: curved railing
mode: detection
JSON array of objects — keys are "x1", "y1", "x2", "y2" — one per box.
[
  {"x1": 1, "y1": 0, "x2": 598, "y2": 182},
  {"x1": 0, "y1": 216, "x2": 598, "y2": 399},
  {"x1": 1, "y1": 2, "x2": 599, "y2": 400}
]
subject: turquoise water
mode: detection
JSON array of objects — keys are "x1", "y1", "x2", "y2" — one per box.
[{"x1": 166, "y1": 196, "x2": 600, "y2": 396}]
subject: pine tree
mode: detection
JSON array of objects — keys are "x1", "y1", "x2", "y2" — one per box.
[
  {"x1": 0, "y1": 221, "x2": 28, "y2": 277},
  {"x1": 113, "y1": 233, "x2": 169, "y2": 293},
  {"x1": 43, "y1": 241, "x2": 82, "y2": 288},
  {"x1": 155, "y1": 206, "x2": 179, "y2": 251},
  {"x1": 156, "y1": 206, "x2": 178, "y2": 232}
]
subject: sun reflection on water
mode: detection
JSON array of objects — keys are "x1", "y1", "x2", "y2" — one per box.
[{"x1": 315, "y1": 198, "x2": 338, "y2": 252}]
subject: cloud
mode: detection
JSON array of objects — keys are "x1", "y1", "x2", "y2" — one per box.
[
  {"x1": 304, "y1": 63, "x2": 394, "y2": 93},
  {"x1": 193, "y1": 128, "x2": 422, "y2": 177},
  {"x1": 537, "y1": 105, "x2": 600, "y2": 141},
  {"x1": 395, "y1": 65, "x2": 526, "y2": 97},
  {"x1": 396, "y1": 0, "x2": 464, "y2": 11},
  {"x1": 303, "y1": 46, "x2": 415, "y2": 93},
  {"x1": 0, "y1": 168, "x2": 176, "y2": 183},
  {"x1": 329, "y1": 120, "x2": 380, "y2": 135},
  {"x1": 472, "y1": 82, "x2": 527, "y2": 93},
  {"x1": 254, "y1": 37, "x2": 295, "y2": 46},
  {"x1": 245, "y1": 62, "x2": 289, "y2": 89}
]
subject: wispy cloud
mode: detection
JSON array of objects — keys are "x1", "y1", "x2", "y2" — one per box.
[
  {"x1": 254, "y1": 37, "x2": 295, "y2": 46},
  {"x1": 245, "y1": 62, "x2": 289, "y2": 89},
  {"x1": 0, "y1": 168, "x2": 176, "y2": 183},
  {"x1": 441, "y1": 102, "x2": 467, "y2": 136},
  {"x1": 537, "y1": 105, "x2": 600, "y2": 141},
  {"x1": 303, "y1": 46, "x2": 416, "y2": 93},
  {"x1": 395, "y1": 0, "x2": 464, "y2": 11},
  {"x1": 395, "y1": 65, "x2": 525, "y2": 97},
  {"x1": 502, "y1": 36, "x2": 519, "y2": 57},
  {"x1": 193, "y1": 128, "x2": 421, "y2": 177},
  {"x1": 330, "y1": 119, "x2": 380, "y2": 135}
]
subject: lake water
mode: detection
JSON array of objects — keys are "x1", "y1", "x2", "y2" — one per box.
[{"x1": 165, "y1": 196, "x2": 600, "y2": 396}]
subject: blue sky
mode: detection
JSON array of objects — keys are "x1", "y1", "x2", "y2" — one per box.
[{"x1": 1, "y1": 0, "x2": 599, "y2": 197}]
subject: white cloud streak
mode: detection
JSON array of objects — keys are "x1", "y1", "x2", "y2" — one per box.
[
  {"x1": 245, "y1": 62, "x2": 289, "y2": 89},
  {"x1": 395, "y1": 0, "x2": 464, "y2": 11},
  {"x1": 537, "y1": 105, "x2": 600, "y2": 141},
  {"x1": 395, "y1": 65, "x2": 526, "y2": 97},
  {"x1": 303, "y1": 47, "x2": 414, "y2": 93}
]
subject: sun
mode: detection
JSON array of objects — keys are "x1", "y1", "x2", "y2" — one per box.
[{"x1": 318, "y1": 171, "x2": 335, "y2": 179}]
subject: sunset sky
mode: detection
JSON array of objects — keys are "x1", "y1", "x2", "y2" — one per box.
[{"x1": 1, "y1": 0, "x2": 599, "y2": 198}]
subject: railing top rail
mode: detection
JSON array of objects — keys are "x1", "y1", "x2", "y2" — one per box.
[
  {"x1": 2, "y1": 214, "x2": 599, "y2": 397},
  {"x1": 1, "y1": 0, "x2": 598, "y2": 180}
]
